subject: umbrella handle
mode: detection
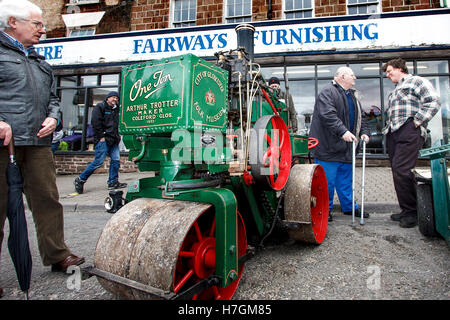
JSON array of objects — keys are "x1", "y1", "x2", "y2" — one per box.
[{"x1": 7, "y1": 136, "x2": 15, "y2": 163}]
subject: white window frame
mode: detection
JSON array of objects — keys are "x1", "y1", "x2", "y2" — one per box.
[
  {"x1": 224, "y1": 0, "x2": 252, "y2": 24},
  {"x1": 68, "y1": 27, "x2": 96, "y2": 37},
  {"x1": 347, "y1": 0, "x2": 380, "y2": 15},
  {"x1": 67, "y1": 0, "x2": 100, "y2": 5},
  {"x1": 171, "y1": 0, "x2": 197, "y2": 28},
  {"x1": 284, "y1": 0, "x2": 314, "y2": 20}
]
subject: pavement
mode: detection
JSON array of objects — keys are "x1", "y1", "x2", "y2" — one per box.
[
  {"x1": 2, "y1": 166, "x2": 449, "y2": 302},
  {"x1": 55, "y1": 166, "x2": 402, "y2": 214}
]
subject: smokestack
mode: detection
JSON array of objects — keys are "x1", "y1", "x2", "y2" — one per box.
[{"x1": 235, "y1": 24, "x2": 255, "y2": 60}]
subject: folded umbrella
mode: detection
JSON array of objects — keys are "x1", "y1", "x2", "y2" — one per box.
[{"x1": 6, "y1": 137, "x2": 32, "y2": 299}]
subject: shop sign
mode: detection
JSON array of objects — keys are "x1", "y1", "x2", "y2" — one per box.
[{"x1": 35, "y1": 13, "x2": 450, "y2": 66}]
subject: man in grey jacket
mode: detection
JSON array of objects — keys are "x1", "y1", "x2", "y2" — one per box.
[
  {"x1": 0, "y1": 0, "x2": 84, "y2": 295},
  {"x1": 309, "y1": 67, "x2": 370, "y2": 221}
]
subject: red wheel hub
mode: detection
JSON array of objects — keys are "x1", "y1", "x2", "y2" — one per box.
[
  {"x1": 251, "y1": 115, "x2": 292, "y2": 191},
  {"x1": 173, "y1": 210, "x2": 247, "y2": 300}
]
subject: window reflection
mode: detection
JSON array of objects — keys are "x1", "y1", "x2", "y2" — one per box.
[
  {"x1": 81, "y1": 75, "x2": 97, "y2": 86},
  {"x1": 417, "y1": 61, "x2": 449, "y2": 75},
  {"x1": 355, "y1": 79, "x2": 382, "y2": 152},
  {"x1": 350, "y1": 63, "x2": 380, "y2": 76},
  {"x1": 317, "y1": 64, "x2": 339, "y2": 78},
  {"x1": 289, "y1": 80, "x2": 316, "y2": 135}
]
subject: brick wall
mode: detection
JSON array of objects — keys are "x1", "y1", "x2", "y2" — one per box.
[
  {"x1": 131, "y1": 0, "x2": 170, "y2": 31},
  {"x1": 197, "y1": 0, "x2": 223, "y2": 25},
  {"x1": 30, "y1": 0, "x2": 66, "y2": 38},
  {"x1": 382, "y1": 0, "x2": 440, "y2": 12},
  {"x1": 54, "y1": 153, "x2": 138, "y2": 175},
  {"x1": 316, "y1": 0, "x2": 347, "y2": 17}
]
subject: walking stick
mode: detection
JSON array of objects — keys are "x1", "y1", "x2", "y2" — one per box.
[
  {"x1": 360, "y1": 139, "x2": 367, "y2": 226},
  {"x1": 352, "y1": 140, "x2": 356, "y2": 225}
]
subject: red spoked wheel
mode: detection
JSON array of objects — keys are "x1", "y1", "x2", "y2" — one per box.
[
  {"x1": 308, "y1": 137, "x2": 319, "y2": 149},
  {"x1": 173, "y1": 208, "x2": 247, "y2": 300},
  {"x1": 250, "y1": 115, "x2": 292, "y2": 191}
]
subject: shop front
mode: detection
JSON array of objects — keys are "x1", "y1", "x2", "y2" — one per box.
[{"x1": 37, "y1": 8, "x2": 450, "y2": 171}]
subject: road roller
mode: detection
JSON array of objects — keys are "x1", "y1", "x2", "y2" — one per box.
[{"x1": 85, "y1": 24, "x2": 329, "y2": 300}]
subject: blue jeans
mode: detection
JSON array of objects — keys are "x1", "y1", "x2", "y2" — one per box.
[
  {"x1": 314, "y1": 158, "x2": 359, "y2": 213},
  {"x1": 79, "y1": 141, "x2": 120, "y2": 184}
]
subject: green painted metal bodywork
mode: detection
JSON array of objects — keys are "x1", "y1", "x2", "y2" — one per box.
[
  {"x1": 118, "y1": 54, "x2": 310, "y2": 290},
  {"x1": 119, "y1": 54, "x2": 228, "y2": 135}
]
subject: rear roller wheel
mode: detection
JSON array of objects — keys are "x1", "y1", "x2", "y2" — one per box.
[
  {"x1": 94, "y1": 198, "x2": 247, "y2": 300},
  {"x1": 284, "y1": 164, "x2": 329, "y2": 244}
]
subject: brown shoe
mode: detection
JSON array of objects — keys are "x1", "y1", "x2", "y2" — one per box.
[{"x1": 51, "y1": 254, "x2": 85, "y2": 272}]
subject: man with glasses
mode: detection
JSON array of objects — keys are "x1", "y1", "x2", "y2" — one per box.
[
  {"x1": 0, "y1": 0, "x2": 85, "y2": 296},
  {"x1": 309, "y1": 67, "x2": 370, "y2": 222},
  {"x1": 382, "y1": 58, "x2": 441, "y2": 228}
]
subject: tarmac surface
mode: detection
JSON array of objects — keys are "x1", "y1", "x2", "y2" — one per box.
[{"x1": 0, "y1": 167, "x2": 449, "y2": 302}]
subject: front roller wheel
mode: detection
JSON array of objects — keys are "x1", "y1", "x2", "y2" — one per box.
[
  {"x1": 94, "y1": 198, "x2": 246, "y2": 300},
  {"x1": 284, "y1": 164, "x2": 329, "y2": 244}
]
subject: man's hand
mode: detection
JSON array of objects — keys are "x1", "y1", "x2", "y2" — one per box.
[
  {"x1": 361, "y1": 134, "x2": 370, "y2": 144},
  {"x1": 0, "y1": 121, "x2": 12, "y2": 146},
  {"x1": 342, "y1": 130, "x2": 357, "y2": 142},
  {"x1": 37, "y1": 117, "x2": 57, "y2": 138}
]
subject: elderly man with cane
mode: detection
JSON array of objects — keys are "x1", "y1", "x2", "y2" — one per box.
[{"x1": 309, "y1": 67, "x2": 370, "y2": 222}]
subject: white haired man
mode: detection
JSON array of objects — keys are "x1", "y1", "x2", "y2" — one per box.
[
  {"x1": 309, "y1": 67, "x2": 370, "y2": 221},
  {"x1": 0, "y1": 0, "x2": 85, "y2": 296}
]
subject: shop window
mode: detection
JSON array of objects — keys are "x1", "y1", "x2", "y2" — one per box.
[
  {"x1": 284, "y1": 0, "x2": 314, "y2": 19},
  {"x1": 225, "y1": 0, "x2": 252, "y2": 23},
  {"x1": 289, "y1": 79, "x2": 316, "y2": 135},
  {"x1": 173, "y1": 0, "x2": 197, "y2": 28},
  {"x1": 287, "y1": 66, "x2": 316, "y2": 79},
  {"x1": 354, "y1": 79, "x2": 382, "y2": 152},
  {"x1": 261, "y1": 66, "x2": 284, "y2": 83},
  {"x1": 424, "y1": 76, "x2": 449, "y2": 145},
  {"x1": 60, "y1": 76, "x2": 77, "y2": 87},
  {"x1": 417, "y1": 61, "x2": 449, "y2": 75},
  {"x1": 81, "y1": 75, "x2": 98, "y2": 86},
  {"x1": 101, "y1": 74, "x2": 119, "y2": 86},
  {"x1": 347, "y1": 0, "x2": 379, "y2": 15},
  {"x1": 317, "y1": 64, "x2": 340, "y2": 78},
  {"x1": 350, "y1": 62, "x2": 380, "y2": 77}
]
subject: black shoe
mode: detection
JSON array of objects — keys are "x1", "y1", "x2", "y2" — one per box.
[
  {"x1": 108, "y1": 181, "x2": 127, "y2": 190},
  {"x1": 390, "y1": 213, "x2": 403, "y2": 222},
  {"x1": 343, "y1": 209, "x2": 369, "y2": 218},
  {"x1": 399, "y1": 215, "x2": 417, "y2": 228},
  {"x1": 74, "y1": 177, "x2": 85, "y2": 194}
]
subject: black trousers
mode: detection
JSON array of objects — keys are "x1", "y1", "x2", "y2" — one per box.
[{"x1": 386, "y1": 119, "x2": 425, "y2": 218}]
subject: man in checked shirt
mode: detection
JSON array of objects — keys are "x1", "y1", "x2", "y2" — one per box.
[{"x1": 382, "y1": 58, "x2": 441, "y2": 228}]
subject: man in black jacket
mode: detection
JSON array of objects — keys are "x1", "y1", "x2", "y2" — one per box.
[
  {"x1": 309, "y1": 67, "x2": 370, "y2": 221},
  {"x1": 0, "y1": 0, "x2": 84, "y2": 290},
  {"x1": 74, "y1": 91, "x2": 127, "y2": 194}
]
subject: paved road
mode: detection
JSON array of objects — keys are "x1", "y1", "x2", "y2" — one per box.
[{"x1": 1, "y1": 206, "x2": 448, "y2": 301}]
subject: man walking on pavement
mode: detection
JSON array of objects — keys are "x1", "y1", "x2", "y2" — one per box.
[
  {"x1": 74, "y1": 91, "x2": 127, "y2": 194},
  {"x1": 382, "y1": 58, "x2": 440, "y2": 228},
  {"x1": 309, "y1": 67, "x2": 370, "y2": 221},
  {"x1": 0, "y1": 0, "x2": 85, "y2": 295}
]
